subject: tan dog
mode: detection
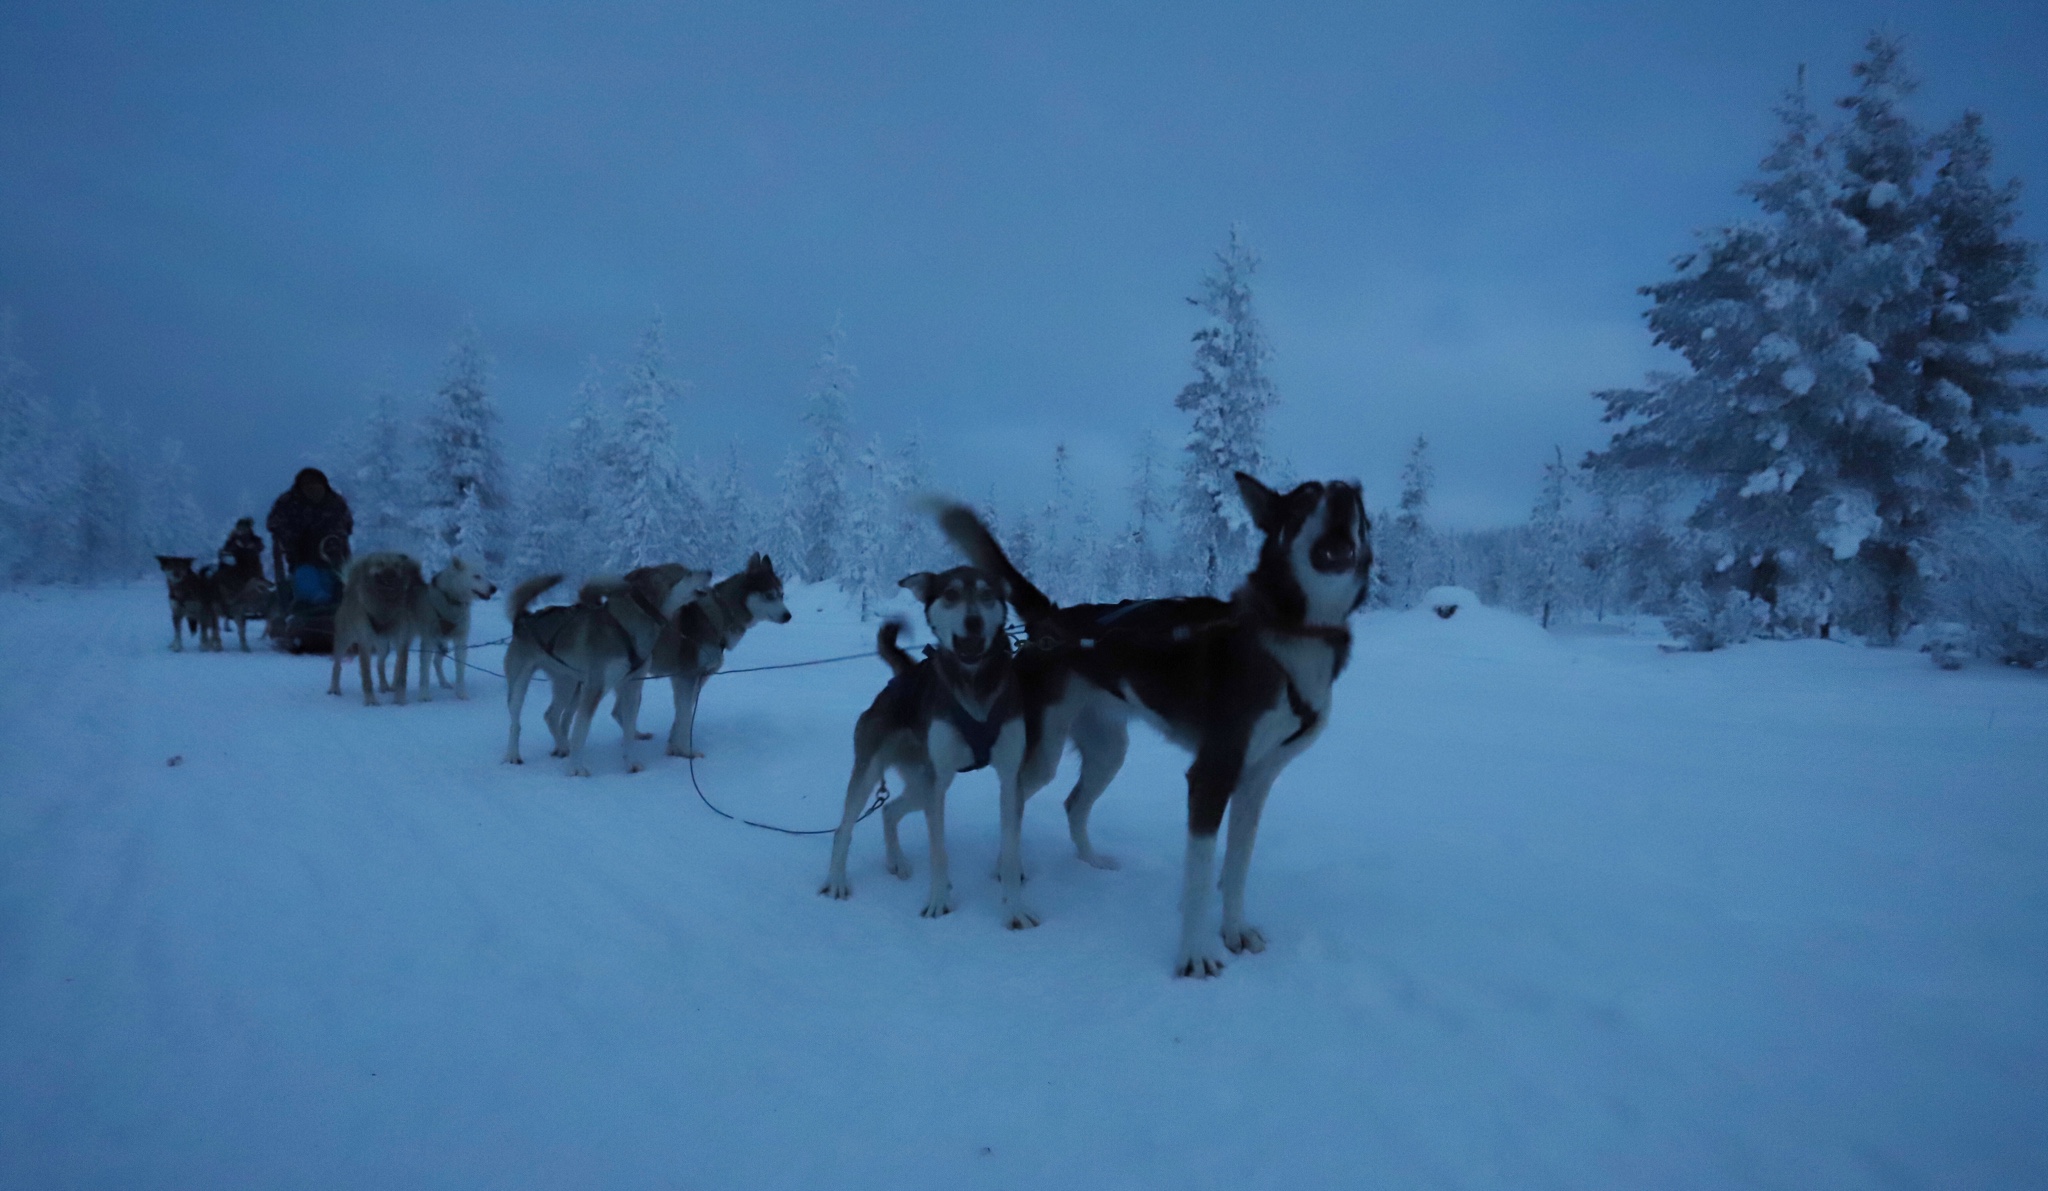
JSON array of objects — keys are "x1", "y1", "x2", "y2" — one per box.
[
  {"x1": 415, "y1": 557, "x2": 498, "y2": 701},
  {"x1": 328, "y1": 552, "x2": 427, "y2": 706}
]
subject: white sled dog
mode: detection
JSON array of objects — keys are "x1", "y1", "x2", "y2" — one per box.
[
  {"x1": 414, "y1": 557, "x2": 498, "y2": 701},
  {"x1": 502, "y1": 564, "x2": 710, "y2": 775},
  {"x1": 329, "y1": 552, "x2": 428, "y2": 706},
  {"x1": 820, "y1": 567, "x2": 1034, "y2": 926},
  {"x1": 613, "y1": 553, "x2": 792, "y2": 760},
  {"x1": 936, "y1": 473, "x2": 1373, "y2": 978}
]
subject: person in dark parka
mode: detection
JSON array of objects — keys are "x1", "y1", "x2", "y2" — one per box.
[{"x1": 267, "y1": 468, "x2": 354, "y2": 604}]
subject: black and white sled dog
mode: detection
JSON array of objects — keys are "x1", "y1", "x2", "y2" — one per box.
[
  {"x1": 614, "y1": 553, "x2": 792, "y2": 760},
  {"x1": 414, "y1": 557, "x2": 498, "y2": 702},
  {"x1": 502, "y1": 564, "x2": 710, "y2": 775},
  {"x1": 155, "y1": 555, "x2": 223, "y2": 652},
  {"x1": 821, "y1": 567, "x2": 1037, "y2": 926},
  {"x1": 937, "y1": 473, "x2": 1373, "y2": 978}
]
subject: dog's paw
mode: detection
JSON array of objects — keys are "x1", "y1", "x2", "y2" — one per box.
[
  {"x1": 1004, "y1": 905, "x2": 1042, "y2": 931},
  {"x1": 1078, "y1": 849, "x2": 1121, "y2": 871},
  {"x1": 666, "y1": 745, "x2": 704, "y2": 759},
  {"x1": 1174, "y1": 951, "x2": 1227, "y2": 979},
  {"x1": 885, "y1": 854, "x2": 913, "y2": 880},
  {"x1": 920, "y1": 887, "x2": 955, "y2": 918},
  {"x1": 550, "y1": 746, "x2": 569, "y2": 758},
  {"x1": 569, "y1": 764, "x2": 592, "y2": 778},
  {"x1": 505, "y1": 755, "x2": 523, "y2": 765},
  {"x1": 820, "y1": 876, "x2": 852, "y2": 900},
  {"x1": 633, "y1": 731, "x2": 653, "y2": 741},
  {"x1": 1221, "y1": 924, "x2": 1267, "y2": 955},
  {"x1": 627, "y1": 762, "x2": 644, "y2": 774}
]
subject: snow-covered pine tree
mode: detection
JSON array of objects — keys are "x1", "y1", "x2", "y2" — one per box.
[
  {"x1": 347, "y1": 383, "x2": 418, "y2": 555},
  {"x1": 1375, "y1": 435, "x2": 1436, "y2": 608},
  {"x1": 1175, "y1": 226, "x2": 1279, "y2": 595},
  {"x1": 1123, "y1": 429, "x2": 1170, "y2": 596},
  {"x1": 839, "y1": 433, "x2": 895, "y2": 616},
  {"x1": 608, "y1": 315, "x2": 699, "y2": 570},
  {"x1": 1528, "y1": 446, "x2": 1574, "y2": 628},
  {"x1": 66, "y1": 397, "x2": 142, "y2": 582},
  {"x1": 1916, "y1": 109, "x2": 2047, "y2": 489},
  {"x1": 521, "y1": 361, "x2": 616, "y2": 578},
  {"x1": 0, "y1": 311, "x2": 63, "y2": 583},
  {"x1": 1588, "y1": 62, "x2": 1931, "y2": 637},
  {"x1": 141, "y1": 438, "x2": 208, "y2": 556},
  {"x1": 779, "y1": 321, "x2": 856, "y2": 583},
  {"x1": 705, "y1": 439, "x2": 759, "y2": 576},
  {"x1": 888, "y1": 425, "x2": 940, "y2": 582},
  {"x1": 417, "y1": 325, "x2": 511, "y2": 572}
]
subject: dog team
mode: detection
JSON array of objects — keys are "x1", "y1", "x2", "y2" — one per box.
[{"x1": 162, "y1": 468, "x2": 1372, "y2": 977}]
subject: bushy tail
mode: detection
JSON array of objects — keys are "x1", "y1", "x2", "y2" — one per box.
[
  {"x1": 929, "y1": 500, "x2": 1059, "y2": 630},
  {"x1": 510, "y1": 574, "x2": 563, "y2": 621},
  {"x1": 876, "y1": 617, "x2": 917, "y2": 679}
]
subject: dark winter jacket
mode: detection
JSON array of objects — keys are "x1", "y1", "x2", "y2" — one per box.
[
  {"x1": 219, "y1": 522, "x2": 266, "y2": 584},
  {"x1": 267, "y1": 470, "x2": 354, "y2": 571}
]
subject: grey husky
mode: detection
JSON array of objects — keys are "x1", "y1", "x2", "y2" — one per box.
[
  {"x1": 414, "y1": 557, "x2": 499, "y2": 701},
  {"x1": 937, "y1": 473, "x2": 1373, "y2": 978},
  {"x1": 613, "y1": 553, "x2": 792, "y2": 760},
  {"x1": 328, "y1": 552, "x2": 427, "y2": 706},
  {"x1": 502, "y1": 564, "x2": 710, "y2": 775},
  {"x1": 820, "y1": 568, "x2": 1034, "y2": 926}
]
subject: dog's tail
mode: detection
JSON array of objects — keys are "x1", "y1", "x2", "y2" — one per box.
[
  {"x1": 876, "y1": 617, "x2": 917, "y2": 680},
  {"x1": 510, "y1": 574, "x2": 563, "y2": 621},
  {"x1": 929, "y1": 499, "x2": 1059, "y2": 631}
]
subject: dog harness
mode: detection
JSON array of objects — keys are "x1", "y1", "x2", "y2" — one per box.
[{"x1": 914, "y1": 648, "x2": 1019, "y2": 773}]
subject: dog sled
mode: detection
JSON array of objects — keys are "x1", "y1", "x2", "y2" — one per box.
[{"x1": 276, "y1": 544, "x2": 348, "y2": 655}]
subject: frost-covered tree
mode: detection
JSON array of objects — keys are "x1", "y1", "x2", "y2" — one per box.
[
  {"x1": 704, "y1": 438, "x2": 761, "y2": 576},
  {"x1": 417, "y1": 325, "x2": 511, "y2": 571},
  {"x1": 141, "y1": 438, "x2": 208, "y2": 556},
  {"x1": 887, "y1": 425, "x2": 941, "y2": 581},
  {"x1": 1528, "y1": 446, "x2": 1575, "y2": 628},
  {"x1": 779, "y1": 321, "x2": 856, "y2": 583},
  {"x1": 66, "y1": 397, "x2": 143, "y2": 582},
  {"x1": 1121, "y1": 429, "x2": 1171, "y2": 596},
  {"x1": 523, "y1": 361, "x2": 616, "y2": 578},
  {"x1": 346, "y1": 383, "x2": 418, "y2": 555},
  {"x1": 0, "y1": 311, "x2": 64, "y2": 583},
  {"x1": 608, "y1": 316, "x2": 701, "y2": 570},
  {"x1": 1375, "y1": 435, "x2": 1437, "y2": 608},
  {"x1": 1928, "y1": 464, "x2": 2048, "y2": 666},
  {"x1": 1175, "y1": 226, "x2": 1279, "y2": 594},
  {"x1": 839, "y1": 433, "x2": 896, "y2": 616}
]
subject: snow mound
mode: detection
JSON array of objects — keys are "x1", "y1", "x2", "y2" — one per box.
[
  {"x1": 1355, "y1": 590, "x2": 1562, "y2": 665},
  {"x1": 1420, "y1": 585, "x2": 1478, "y2": 619}
]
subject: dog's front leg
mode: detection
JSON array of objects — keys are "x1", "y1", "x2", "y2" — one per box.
[
  {"x1": 1174, "y1": 741, "x2": 1245, "y2": 978},
  {"x1": 993, "y1": 723, "x2": 1039, "y2": 930},
  {"x1": 613, "y1": 676, "x2": 650, "y2": 742},
  {"x1": 170, "y1": 609, "x2": 184, "y2": 652},
  {"x1": 453, "y1": 638, "x2": 469, "y2": 698},
  {"x1": 328, "y1": 648, "x2": 344, "y2": 696},
  {"x1": 920, "y1": 768, "x2": 958, "y2": 918},
  {"x1": 235, "y1": 615, "x2": 250, "y2": 652},
  {"x1": 1217, "y1": 758, "x2": 1284, "y2": 958},
  {"x1": 665, "y1": 673, "x2": 705, "y2": 757},
  {"x1": 390, "y1": 635, "x2": 411, "y2": 705},
  {"x1": 504, "y1": 658, "x2": 534, "y2": 764},
  {"x1": 358, "y1": 648, "x2": 378, "y2": 706},
  {"x1": 417, "y1": 641, "x2": 434, "y2": 702},
  {"x1": 822, "y1": 743, "x2": 889, "y2": 899}
]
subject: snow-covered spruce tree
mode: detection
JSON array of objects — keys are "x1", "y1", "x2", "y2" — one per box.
[
  {"x1": 0, "y1": 311, "x2": 64, "y2": 583},
  {"x1": 1928, "y1": 463, "x2": 2048, "y2": 666},
  {"x1": 888, "y1": 426, "x2": 941, "y2": 581},
  {"x1": 1175, "y1": 226, "x2": 1279, "y2": 595},
  {"x1": 141, "y1": 438, "x2": 208, "y2": 556},
  {"x1": 1588, "y1": 61, "x2": 1934, "y2": 640},
  {"x1": 519, "y1": 361, "x2": 616, "y2": 578},
  {"x1": 66, "y1": 397, "x2": 143, "y2": 582},
  {"x1": 1121, "y1": 429, "x2": 1172, "y2": 597},
  {"x1": 778, "y1": 321, "x2": 856, "y2": 583},
  {"x1": 346, "y1": 383, "x2": 418, "y2": 555},
  {"x1": 608, "y1": 316, "x2": 701, "y2": 571},
  {"x1": 1374, "y1": 435, "x2": 1436, "y2": 609},
  {"x1": 417, "y1": 325, "x2": 511, "y2": 572},
  {"x1": 704, "y1": 439, "x2": 760, "y2": 577},
  {"x1": 839, "y1": 433, "x2": 896, "y2": 616},
  {"x1": 1527, "y1": 446, "x2": 1576, "y2": 628}
]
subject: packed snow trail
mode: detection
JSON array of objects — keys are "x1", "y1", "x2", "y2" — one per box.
[{"x1": 1, "y1": 583, "x2": 2043, "y2": 1189}]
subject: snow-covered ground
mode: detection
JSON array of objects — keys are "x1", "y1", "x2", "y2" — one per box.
[{"x1": 2, "y1": 580, "x2": 2043, "y2": 1190}]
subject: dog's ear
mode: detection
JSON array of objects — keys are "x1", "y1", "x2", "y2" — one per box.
[
  {"x1": 1234, "y1": 473, "x2": 1286, "y2": 532},
  {"x1": 898, "y1": 572, "x2": 939, "y2": 604}
]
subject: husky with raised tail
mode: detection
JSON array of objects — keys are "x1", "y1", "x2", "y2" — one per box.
[
  {"x1": 820, "y1": 568, "x2": 1035, "y2": 927},
  {"x1": 501, "y1": 564, "x2": 710, "y2": 775},
  {"x1": 937, "y1": 473, "x2": 1372, "y2": 978}
]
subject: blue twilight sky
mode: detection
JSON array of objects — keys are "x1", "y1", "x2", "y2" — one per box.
[{"x1": 2, "y1": 1, "x2": 2043, "y2": 529}]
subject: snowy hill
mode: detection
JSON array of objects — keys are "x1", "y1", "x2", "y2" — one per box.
[{"x1": 2, "y1": 581, "x2": 2043, "y2": 1189}]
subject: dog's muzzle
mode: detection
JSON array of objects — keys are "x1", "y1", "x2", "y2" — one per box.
[{"x1": 1310, "y1": 538, "x2": 1359, "y2": 574}]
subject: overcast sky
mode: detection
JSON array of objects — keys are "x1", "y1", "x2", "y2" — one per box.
[{"x1": 3, "y1": 1, "x2": 2043, "y2": 529}]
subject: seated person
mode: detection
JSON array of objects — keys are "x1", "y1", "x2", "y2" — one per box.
[
  {"x1": 218, "y1": 517, "x2": 267, "y2": 585},
  {"x1": 267, "y1": 468, "x2": 354, "y2": 605}
]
